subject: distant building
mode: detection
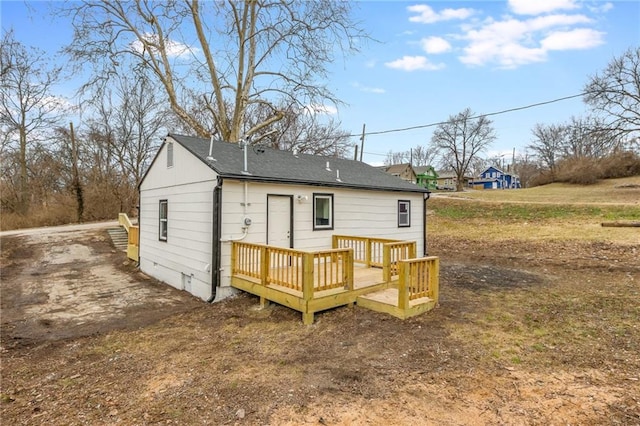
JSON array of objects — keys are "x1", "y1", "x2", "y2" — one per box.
[
  {"x1": 414, "y1": 166, "x2": 438, "y2": 190},
  {"x1": 377, "y1": 163, "x2": 417, "y2": 183},
  {"x1": 435, "y1": 171, "x2": 473, "y2": 190},
  {"x1": 471, "y1": 166, "x2": 521, "y2": 189}
]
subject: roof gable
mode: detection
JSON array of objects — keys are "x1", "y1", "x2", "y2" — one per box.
[
  {"x1": 414, "y1": 165, "x2": 436, "y2": 176},
  {"x1": 166, "y1": 134, "x2": 429, "y2": 193},
  {"x1": 384, "y1": 163, "x2": 413, "y2": 175},
  {"x1": 480, "y1": 166, "x2": 505, "y2": 175}
]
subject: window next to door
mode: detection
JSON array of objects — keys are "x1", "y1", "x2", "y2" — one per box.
[
  {"x1": 159, "y1": 200, "x2": 168, "y2": 241},
  {"x1": 398, "y1": 200, "x2": 410, "y2": 227},
  {"x1": 313, "y1": 193, "x2": 333, "y2": 230}
]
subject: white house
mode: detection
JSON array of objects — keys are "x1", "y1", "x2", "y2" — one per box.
[{"x1": 138, "y1": 134, "x2": 432, "y2": 303}]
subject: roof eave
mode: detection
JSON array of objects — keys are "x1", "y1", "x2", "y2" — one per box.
[{"x1": 218, "y1": 173, "x2": 430, "y2": 193}]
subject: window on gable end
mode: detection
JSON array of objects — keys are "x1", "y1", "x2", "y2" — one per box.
[{"x1": 167, "y1": 142, "x2": 174, "y2": 168}]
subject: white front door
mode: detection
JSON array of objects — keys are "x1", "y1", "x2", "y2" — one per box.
[{"x1": 267, "y1": 195, "x2": 292, "y2": 248}]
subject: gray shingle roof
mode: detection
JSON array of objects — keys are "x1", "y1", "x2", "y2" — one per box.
[{"x1": 169, "y1": 133, "x2": 428, "y2": 193}]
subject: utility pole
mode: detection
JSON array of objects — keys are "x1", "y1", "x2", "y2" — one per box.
[{"x1": 359, "y1": 123, "x2": 365, "y2": 162}]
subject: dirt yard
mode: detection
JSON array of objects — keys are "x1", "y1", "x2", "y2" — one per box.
[{"x1": 1, "y1": 219, "x2": 639, "y2": 424}]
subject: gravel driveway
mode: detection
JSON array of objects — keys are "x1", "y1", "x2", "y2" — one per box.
[{"x1": 0, "y1": 222, "x2": 203, "y2": 349}]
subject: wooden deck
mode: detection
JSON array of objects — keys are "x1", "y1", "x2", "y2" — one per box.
[{"x1": 231, "y1": 237, "x2": 439, "y2": 324}]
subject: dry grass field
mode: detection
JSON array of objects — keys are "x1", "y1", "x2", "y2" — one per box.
[{"x1": 1, "y1": 177, "x2": 639, "y2": 425}]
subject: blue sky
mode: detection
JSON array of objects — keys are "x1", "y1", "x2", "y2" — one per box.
[{"x1": 2, "y1": 0, "x2": 639, "y2": 165}]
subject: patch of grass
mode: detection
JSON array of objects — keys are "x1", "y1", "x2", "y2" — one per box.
[
  {"x1": 428, "y1": 197, "x2": 640, "y2": 243},
  {"x1": 431, "y1": 199, "x2": 637, "y2": 222},
  {"x1": 452, "y1": 176, "x2": 640, "y2": 204}
]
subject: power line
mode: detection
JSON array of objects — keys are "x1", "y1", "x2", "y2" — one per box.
[{"x1": 350, "y1": 91, "x2": 586, "y2": 138}]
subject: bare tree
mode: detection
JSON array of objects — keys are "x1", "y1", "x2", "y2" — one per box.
[
  {"x1": 384, "y1": 150, "x2": 410, "y2": 166},
  {"x1": 527, "y1": 123, "x2": 566, "y2": 176},
  {"x1": 411, "y1": 145, "x2": 438, "y2": 167},
  {"x1": 431, "y1": 108, "x2": 496, "y2": 191},
  {"x1": 584, "y1": 47, "x2": 640, "y2": 140},
  {"x1": 245, "y1": 103, "x2": 352, "y2": 157},
  {"x1": 0, "y1": 30, "x2": 64, "y2": 214},
  {"x1": 64, "y1": 0, "x2": 366, "y2": 144},
  {"x1": 80, "y1": 67, "x2": 167, "y2": 213},
  {"x1": 384, "y1": 145, "x2": 437, "y2": 167},
  {"x1": 512, "y1": 153, "x2": 542, "y2": 188},
  {"x1": 563, "y1": 116, "x2": 620, "y2": 159}
]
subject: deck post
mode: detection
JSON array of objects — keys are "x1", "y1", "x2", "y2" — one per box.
[
  {"x1": 382, "y1": 244, "x2": 391, "y2": 282},
  {"x1": 230, "y1": 242, "x2": 237, "y2": 275},
  {"x1": 302, "y1": 252, "x2": 315, "y2": 324},
  {"x1": 345, "y1": 248, "x2": 354, "y2": 291},
  {"x1": 365, "y1": 238, "x2": 372, "y2": 267},
  {"x1": 430, "y1": 257, "x2": 440, "y2": 303},
  {"x1": 332, "y1": 235, "x2": 338, "y2": 249},
  {"x1": 409, "y1": 242, "x2": 416, "y2": 259},
  {"x1": 398, "y1": 261, "x2": 410, "y2": 310},
  {"x1": 260, "y1": 245, "x2": 269, "y2": 285}
]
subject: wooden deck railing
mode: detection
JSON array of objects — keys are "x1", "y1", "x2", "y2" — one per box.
[
  {"x1": 118, "y1": 213, "x2": 139, "y2": 262},
  {"x1": 382, "y1": 241, "x2": 417, "y2": 282},
  {"x1": 332, "y1": 235, "x2": 404, "y2": 267},
  {"x1": 232, "y1": 242, "x2": 354, "y2": 296},
  {"x1": 266, "y1": 246, "x2": 304, "y2": 290},
  {"x1": 397, "y1": 257, "x2": 439, "y2": 309}
]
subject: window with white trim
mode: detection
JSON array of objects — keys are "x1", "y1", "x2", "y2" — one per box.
[
  {"x1": 159, "y1": 200, "x2": 168, "y2": 241},
  {"x1": 313, "y1": 193, "x2": 333, "y2": 230},
  {"x1": 398, "y1": 200, "x2": 410, "y2": 227}
]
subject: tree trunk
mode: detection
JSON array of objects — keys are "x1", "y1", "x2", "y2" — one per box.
[
  {"x1": 18, "y1": 124, "x2": 28, "y2": 215},
  {"x1": 70, "y1": 122, "x2": 84, "y2": 222}
]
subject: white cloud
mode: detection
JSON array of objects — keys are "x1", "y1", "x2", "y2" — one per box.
[
  {"x1": 304, "y1": 104, "x2": 338, "y2": 115},
  {"x1": 43, "y1": 94, "x2": 74, "y2": 112},
  {"x1": 541, "y1": 28, "x2": 605, "y2": 50},
  {"x1": 459, "y1": 14, "x2": 600, "y2": 68},
  {"x1": 408, "y1": 4, "x2": 475, "y2": 24},
  {"x1": 420, "y1": 36, "x2": 452, "y2": 54},
  {"x1": 588, "y1": 2, "x2": 614, "y2": 13},
  {"x1": 131, "y1": 33, "x2": 197, "y2": 58},
  {"x1": 508, "y1": 0, "x2": 579, "y2": 15},
  {"x1": 385, "y1": 55, "x2": 445, "y2": 71},
  {"x1": 528, "y1": 14, "x2": 592, "y2": 30},
  {"x1": 352, "y1": 82, "x2": 386, "y2": 94}
]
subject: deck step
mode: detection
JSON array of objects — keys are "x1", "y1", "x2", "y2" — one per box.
[
  {"x1": 107, "y1": 228, "x2": 128, "y2": 251},
  {"x1": 357, "y1": 288, "x2": 436, "y2": 320}
]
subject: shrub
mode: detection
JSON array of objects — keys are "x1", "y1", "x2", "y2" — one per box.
[
  {"x1": 555, "y1": 157, "x2": 600, "y2": 185},
  {"x1": 599, "y1": 151, "x2": 640, "y2": 179}
]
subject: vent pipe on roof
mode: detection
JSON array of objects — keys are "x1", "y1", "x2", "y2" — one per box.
[
  {"x1": 336, "y1": 170, "x2": 342, "y2": 182},
  {"x1": 241, "y1": 136, "x2": 251, "y2": 175},
  {"x1": 206, "y1": 133, "x2": 216, "y2": 162},
  {"x1": 326, "y1": 161, "x2": 331, "y2": 171}
]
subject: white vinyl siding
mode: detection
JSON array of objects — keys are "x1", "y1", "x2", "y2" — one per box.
[{"x1": 139, "y1": 139, "x2": 217, "y2": 301}]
